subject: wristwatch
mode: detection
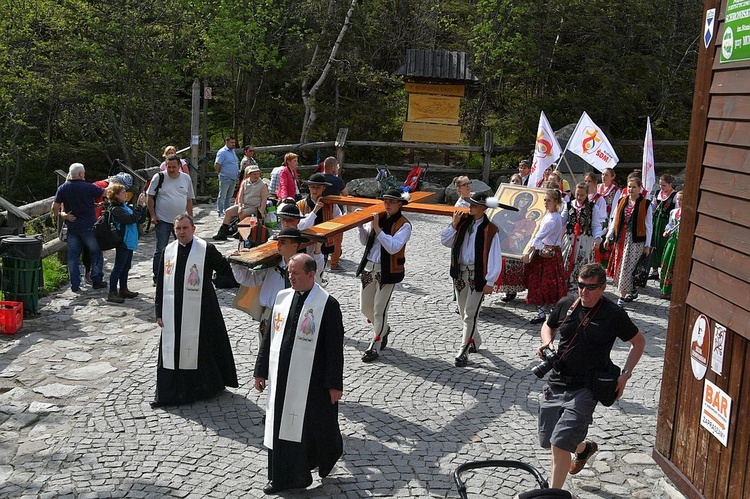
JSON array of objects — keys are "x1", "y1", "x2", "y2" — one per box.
[{"x1": 621, "y1": 369, "x2": 633, "y2": 379}]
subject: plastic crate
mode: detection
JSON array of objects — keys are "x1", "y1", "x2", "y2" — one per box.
[{"x1": 0, "y1": 301, "x2": 23, "y2": 334}]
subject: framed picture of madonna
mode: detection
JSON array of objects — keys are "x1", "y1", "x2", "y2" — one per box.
[{"x1": 486, "y1": 184, "x2": 548, "y2": 260}]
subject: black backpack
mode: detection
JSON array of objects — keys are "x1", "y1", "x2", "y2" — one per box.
[{"x1": 93, "y1": 207, "x2": 123, "y2": 250}]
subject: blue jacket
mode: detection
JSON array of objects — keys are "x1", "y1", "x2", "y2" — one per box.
[{"x1": 110, "y1": 203, "x2": 146, "y2": 250}]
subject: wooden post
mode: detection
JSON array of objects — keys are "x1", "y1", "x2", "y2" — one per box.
[
  {"x1": 335, "y1": 128, "x2": 348, "y2": 171},
  {"x1": 482, "y1": 130, "x2": 493, "y2": 184},
  {"x1": 191, "y1": 78, "x2": 200, "y2": 194}
]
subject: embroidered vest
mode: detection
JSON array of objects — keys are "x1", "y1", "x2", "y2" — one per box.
[
  {"x1": 612, "y1": 196, "x2": 648, "y2": 243},
  {"x1": 449, "y1": 215, "x2": 499, "y2": 291},
  {"x1": 566, "y1": 200, "x2": 595, "y2": 236},
  {"x1": 653, "y1": 190, "x2": 676, "y2": 221},
  {"x1": 357, "y1": 212, "x2": 409, "y2": 284}
]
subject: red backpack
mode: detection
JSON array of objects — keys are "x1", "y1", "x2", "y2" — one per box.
[{"x1": 403, "y1": 163, "x2": 427, "y2": 192}]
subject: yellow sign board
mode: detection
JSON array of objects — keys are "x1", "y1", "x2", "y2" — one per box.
[
  {"x1": 407, "y1": 94, "x2": 460, "y2": 124},
  {"x1": 402, "y1": 122, "x2": 461, "y2": 144}
]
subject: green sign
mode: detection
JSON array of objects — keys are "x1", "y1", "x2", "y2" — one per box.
[{"x1": 721, "y1": 0, "x2": 750, "y2": 63}]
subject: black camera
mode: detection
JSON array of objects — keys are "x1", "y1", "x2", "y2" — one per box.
[{"x1": 532, "y1": 346, "x2": 560, "y2": 379}]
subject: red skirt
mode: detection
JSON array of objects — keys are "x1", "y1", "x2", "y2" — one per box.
[{"x1": 524, "y1": 247, "x2": 567, "y2": 306}]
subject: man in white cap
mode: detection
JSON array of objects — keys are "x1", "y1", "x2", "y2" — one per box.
[
  {"x1": 441, "y1": 192, "x2": 503, "y2": 367},
  {"x1": 356, "y1": 188, "x2": 412, "y2": 363}
]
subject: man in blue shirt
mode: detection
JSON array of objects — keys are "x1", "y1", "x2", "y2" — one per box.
[
  {"x1": 52, "y1": 163, "x2": 107, "y2": 292},
  {"x1": 214, "y1": 136, "x2": 239, "y2": 217}
]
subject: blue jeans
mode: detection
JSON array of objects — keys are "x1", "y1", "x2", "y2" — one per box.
[
  {"x1": 67, "y1": 229, "x2": 104, "y2": 290},
  {"x1": 217, "y1": 174, "x2": 236, "y2": 215},
  {"x1": 110, "y1": 243, "x2": 133, "y2": 292},
  {"x1": 152, "y1": 221, "x2": 174, "y2": 281}
]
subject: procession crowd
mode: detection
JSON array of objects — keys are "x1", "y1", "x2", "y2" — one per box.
[{"x1": 50, "y1": 140, "x2": 678, "y2": 495}]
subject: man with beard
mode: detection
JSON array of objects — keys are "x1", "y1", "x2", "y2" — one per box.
[
  {"x1": 356, "y1": 189, "x2": 412, "y2": 363},
  {"x1": 254, "y1": 253, "x2": 345, "y2": 494}
]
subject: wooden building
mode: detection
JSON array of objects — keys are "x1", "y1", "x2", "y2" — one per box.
[
  {"x1": 654, "y1": 1, "x2": 750, "y2": 497},
  {"x1": 396, "y1": 49, "x2": 477, "y2": 144}
]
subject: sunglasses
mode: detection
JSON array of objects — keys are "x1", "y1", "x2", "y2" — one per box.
[{"x1": 577, "y1": 282, "x2": 603, "y2": 291}]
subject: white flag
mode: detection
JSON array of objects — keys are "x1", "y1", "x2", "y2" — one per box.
[
  {"x1": 566, "y1": 112, "x2": 619, "y2": 172},
  {"x1": 642, "y1": 117, "x2": 656, "y2": 199},
  {"x1": 528, "y1": 111, "x2": 562, "y2": 188}
]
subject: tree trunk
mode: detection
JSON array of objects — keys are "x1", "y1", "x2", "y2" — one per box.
[{"x1": 300, "y1": 0, "x2": 358, "y2": 143}]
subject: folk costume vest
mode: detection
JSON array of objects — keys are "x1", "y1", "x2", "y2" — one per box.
[
  {"x1": 356, "y1": 212, "x2": 409, "y2": 284},
  {"x1": 264, "y1": 284, "x2": 329, "y2": 448},
  {"x1": 653, "y1": 190, "x2": 676, "y2": 221},
  {"x1": 297, "y1": 197, "x2": 335, "y2": 253},
  {"x1": 161, "y1": 237, "x2": 206, "y2": 370},
  {"x1": 612, "y1": 196, "x2": 649, "y2": 243},
  {"x1": 449, "y1": 215, "x2": 499, "y2": 291},
  {"x1": 566, "y1": 200, "x2": 595, "y2": 237}
]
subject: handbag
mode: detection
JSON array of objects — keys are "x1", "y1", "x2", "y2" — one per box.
[
  {"x1": 632, "y1": 249, "x2": 654, "y2": 288},
  {"x1": 591, "y1": 362, "x2": 621, "y2": 407}
]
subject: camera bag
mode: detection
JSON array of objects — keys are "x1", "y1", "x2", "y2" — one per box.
[{"x1": 591, "y1": 362, "x2": 621, "y2": 406}]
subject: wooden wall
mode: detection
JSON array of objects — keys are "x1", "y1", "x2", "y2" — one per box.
[{"x1": 654, "y1": 1, "x2": 750, "y2": 498}]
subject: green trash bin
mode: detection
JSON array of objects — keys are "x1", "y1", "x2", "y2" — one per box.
[{"x1": 0, "y1": 235, "x2": 43, "y2": 315}]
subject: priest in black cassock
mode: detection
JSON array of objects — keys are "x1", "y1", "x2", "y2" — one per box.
[
  {"x1": 152, "y1": 214, "x2": 238, "y2": 408},
  {"x1": 254, "y1": 253, "x2": 344, "y2": 494}
]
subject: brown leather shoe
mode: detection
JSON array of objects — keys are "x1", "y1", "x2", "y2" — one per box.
[{"x1": 569, "y1": 440, "x2": 598, "y2": 475}]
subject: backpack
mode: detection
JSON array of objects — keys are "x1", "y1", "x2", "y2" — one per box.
[
  {"x1": 375, "y1": 166, "x2": 401, "y2": 193},
  {"x1": 93, "y1": 207, "x2": 123, "y2": 250},
  {"x1": 403, "y1": 163, "x2": 427, "y2": 192},
  {"x1": 148, "y1": 172, "x2": 166, "y2": 203}
]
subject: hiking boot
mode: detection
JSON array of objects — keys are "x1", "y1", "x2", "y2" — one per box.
[
  {"x1": 119, "y1": 288, "x2": 139, "y2": 299},
  {"x1": 361, "y1": 349, "x2": 379, "y2": 363},
  {"x1": 212, "y1": 224, "x2": 230, "y2": 241},
  {"x1": 107, "y1": 291, "x2": 125, "y2": 304},
  {"x1": 454, "y1": 353, "x2": 468, "y2": 367},
  {"x1": 92, "y1": 281, "x2": 108, "y2": 290},
  {"x1": 570, "y1": 440, "x2": 598, "y2": 475}
]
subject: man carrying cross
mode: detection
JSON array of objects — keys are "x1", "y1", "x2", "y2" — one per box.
[
  {"x1": 441, "y1": 192, "x2": 503, "y2": 367},
  {"x1": 356, "y1": 189, "x2": 412, "y2": 363}
]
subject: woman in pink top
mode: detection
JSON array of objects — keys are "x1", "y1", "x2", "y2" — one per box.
[
  {"x1": 159, "y1": 145, "x2": 189, "y2": 174},
  {"x1": 276, "y1": 152, "x2": 300, "y2": 201}
]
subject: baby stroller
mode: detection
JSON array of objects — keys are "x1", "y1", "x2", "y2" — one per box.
[{"x1": 453, "y1": 459, "x2": 572, "y2": 499}]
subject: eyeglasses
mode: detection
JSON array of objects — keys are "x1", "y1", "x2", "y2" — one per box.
[
  {"x1": 577, "y1": 282, "x2": 604, "y2": 291},
  {"x1": 458, "y1": 183, "x2": 470, "y2": 187}
]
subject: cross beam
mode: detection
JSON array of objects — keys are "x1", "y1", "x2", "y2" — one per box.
[{"x1": 227, "y1": 191, "x2": 468, "y2": 268}]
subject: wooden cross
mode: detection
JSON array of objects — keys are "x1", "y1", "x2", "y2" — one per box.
[{"x1": 228, "y1": 191, "x2": 467, "y2": 267}]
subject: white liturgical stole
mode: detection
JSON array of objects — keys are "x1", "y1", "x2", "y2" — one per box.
[
  {"x1": 264, "y1": 283, "x2": 328, "y2": 448},
  {"x1": 161, "y1": 237, "x2": 206, "y2": 370}
]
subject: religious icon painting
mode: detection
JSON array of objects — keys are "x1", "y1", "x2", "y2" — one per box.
[{"x1": 486, "y1": 184, "x2": 548, "y2": 260}]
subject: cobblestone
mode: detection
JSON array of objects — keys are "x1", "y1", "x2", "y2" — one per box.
[{"x1": 0, "y1": 205, "x2": 683, "y2": 498}]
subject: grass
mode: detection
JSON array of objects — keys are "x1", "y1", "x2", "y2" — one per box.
[{"x1": 41, "y1": 255, "x2": 69, "y2": 296}]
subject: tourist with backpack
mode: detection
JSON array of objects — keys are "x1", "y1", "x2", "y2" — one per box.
[
  {"x1": 147, "y1": 155, "x2": 194, "y2": 284},
  {"x1": 104, "y1": 183, "x2": 147, "y2": 303}
]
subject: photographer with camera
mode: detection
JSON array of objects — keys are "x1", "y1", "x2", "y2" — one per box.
[{"x1": 534, "y1": 263, "x2": 646, "y2": 489}]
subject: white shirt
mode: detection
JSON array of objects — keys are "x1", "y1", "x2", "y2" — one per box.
[
  {"x1": 147, "y1": 171, "x2": 194, "y2": 222},
  {"x1": 358, "y1": 217, "x2": 412, "y2": 263},
  {"x1": 532, "y1": 212, "x2": 564, "y2": 248},
  {"x1": 440, "y1": 219, "x2": 502, "y2": 285}
]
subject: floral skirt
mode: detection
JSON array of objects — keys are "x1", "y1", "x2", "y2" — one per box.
[
  {"x1": 524, "y1": 248, "x2": 567, "y2": 306},
  {"x1": 562, "y1": 233, "x2": 596, "y2": 285},
  {"x1": 494, "y1": 259, "x2": 526, "y2": 293}
]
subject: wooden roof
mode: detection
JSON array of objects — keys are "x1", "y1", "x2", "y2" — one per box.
[{"x1": 396, "y1": 49, "x2": 477, "y2": 82}]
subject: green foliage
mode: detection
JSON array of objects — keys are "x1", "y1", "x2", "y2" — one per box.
[{"x1": 0, "y1": 0, "x2": 703, "y2": 205}]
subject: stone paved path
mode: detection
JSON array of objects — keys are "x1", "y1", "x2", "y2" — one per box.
[{"x1": 0, "y1": 205, "x2": 683, "y2": 498}]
